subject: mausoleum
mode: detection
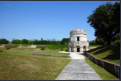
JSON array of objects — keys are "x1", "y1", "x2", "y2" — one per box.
[{"x1": 67, "y1": 28, "x2": 89, "y2": 53}]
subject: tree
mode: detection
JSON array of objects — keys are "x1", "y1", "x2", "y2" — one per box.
[
  {"x1": 95, "y1": 37, "x2": 105, "y2": 45},
  {"x1": 61, "y1": 38, "x2": 70, "y2": 45},
  {"x1": 21, "y1": 39, "x2": 28, "y2": 44},
  {"x1": 115, "y1": 34, "x2": 120, "y2": 40},
  {"x1": 87, "y1": 2, "x2": 120, "y2": 45},
  {"x1": 11, "y1": 39, "x2": 21, "y2": 44},
  {"x1": 0, "y1": 38, "x2": 9, "y2": 44}
]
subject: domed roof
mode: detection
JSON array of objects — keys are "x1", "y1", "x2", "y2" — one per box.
[{"x1": 70, "y1": 28, "x2": 87, "y2": 35}]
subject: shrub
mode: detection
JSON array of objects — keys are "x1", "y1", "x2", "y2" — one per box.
[
  {"x1": 110, "y1": 42, "x2": 115, "y2": 46},
  {"x1": 114, "y1": 40, "x2": 120, "y2": 46},
  {"x1": 22, "y1": 44, "x2": 31, "y2": 47},
  {"x1": 41, "y1": 47, "x2": 45, "y2": 50},
  {"x1": 7, "y1": 47, "x2": 11, "y2": 50},
  {"x1": 61, "y1": 47, "x2": 67, "y2": 51},
  {"x1": 4, "y1": 44, "x2": 17, "y2": 48},
  {"x1": 89, "y1": 41, "x2": 96, "y2": 45},
  {"x1": 36, "y1": 45, "x2": 47, "y2": 48},
  {"x1": 0, "y1": 49, "x2": 3, "y2": 52}
]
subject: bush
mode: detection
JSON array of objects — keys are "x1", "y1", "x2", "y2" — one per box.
[
  {"x1": 114, "y1": 40, "x2": 120, "y2": 46},
  {"x1": 7, "y1": 47, "x2": 11, "y2": 50},
  {"x1": 41, "y1": 47, "x2": 45, "y2": 50},
  {"x1": 0, "y1": 49, "x2": 3, "y2": 52},
  {"x1": 36, "y1": 45, "x2": 47, "y2": 48},
  {"x1": 61, "y1": 47, "x2": 67, "y2": 51},
  {"x1": 4, "y1": 44, "x2": 17, "y2": 48},
  {"x1": 110, "y1": 42, "x2": 115, "y2": 46},
  {"x1": 89, "y1": 41, "x2": 96, "y2": 45},
  {"x1": 22, "y1": 44, "x2": 31, "y2": 47}
]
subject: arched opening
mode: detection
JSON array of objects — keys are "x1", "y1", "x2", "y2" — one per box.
[
  {"x1": 83, "y1": 45, "x2": 86, "y2": 51},
  {"x1": 76, "y1": 46, "x2": 80, "y2": 52},
  {"x1": 77, "y1": 37, "x2": 79, "y2": 41}
]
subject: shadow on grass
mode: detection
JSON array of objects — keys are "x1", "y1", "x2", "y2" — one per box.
[
  {"x1": 88, "y1": 46, "x2": 120, "y2": 60},
  {"x1": 102, "y1": 48, "x2": 120, "y2": 60}
]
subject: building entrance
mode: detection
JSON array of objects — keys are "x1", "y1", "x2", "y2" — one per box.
[{"x1": 77, "y1": 48, "x2": 80, "y2": 52}]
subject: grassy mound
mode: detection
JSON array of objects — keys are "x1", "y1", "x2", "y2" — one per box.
[{"x1": 87, "y1": 46, "x2": 120, "y2": 65}]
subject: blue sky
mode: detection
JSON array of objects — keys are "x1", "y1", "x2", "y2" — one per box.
[{"x1": 0, "y1": 1, "x2": 119, "y2": 42}]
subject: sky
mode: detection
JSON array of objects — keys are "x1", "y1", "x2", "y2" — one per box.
[{"x1": 0, "y1": 1, "x2": 119, "y2": 42}]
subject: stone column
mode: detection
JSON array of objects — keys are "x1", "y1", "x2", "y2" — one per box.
[
  {"x1": 80, "y1": 47, "x2": 83, "y2": 53},
  {"x1": 69, "y1": 47, "x2": 71, "y2": 52},
  {"x1": 73, "y1": 47, "x2": 76, "y2": 52}
]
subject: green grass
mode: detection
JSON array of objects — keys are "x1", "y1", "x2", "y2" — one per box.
[
  {"x1": 89, "y1": 45, "x2": 102, "y2": 47},
  {"x1": 39, "y1": 50, "x2": 70, "y2": 56},
  {"x1": 0, "y1": 49, "x2": 71, "y2": 80},
  {"x1": 21, "y1": 44, "x2": 31, "y2": 47},
  {"x1": 47, "y1": 44, "x2": 67, "y2": 50},
  {"x1": 84, "y1": 55, "x2": 119, "y2": 80},
  {"x1": 88, "y1": 46, "x2": 120, "y2": 65}
]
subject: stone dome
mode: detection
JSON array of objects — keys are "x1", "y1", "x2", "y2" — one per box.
[{"x1": 70, "y1": 28, "x2": 87, "y2": 35}]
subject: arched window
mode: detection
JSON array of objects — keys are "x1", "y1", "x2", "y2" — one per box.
[{"x1": 77, "y1": 37, "x2": 79, "y2": 41}]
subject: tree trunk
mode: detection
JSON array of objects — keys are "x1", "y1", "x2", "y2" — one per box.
[{"x1": 107, "y1": 39, "x2": 111, "y2": 45}]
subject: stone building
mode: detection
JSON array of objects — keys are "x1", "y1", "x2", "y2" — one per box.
[{"x1": 67, "y1": 28, "x2": 89, "y2": 53}]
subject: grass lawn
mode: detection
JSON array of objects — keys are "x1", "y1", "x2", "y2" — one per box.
[
  {"x1": 89, "y1": 45, "x2": 102, "y2": 47},
  {"x1": 87, "y1": 46, "x2": 120, "y2": 65},
  {"x1": 84, "y1": 55, "x2": 119, "y2": 80},
  {"x1": 0, "y1": 49, "x2": 71, "y2": 80},
  {"x1": 39, "y1": 50, "x2": 70, "y2": 56}
]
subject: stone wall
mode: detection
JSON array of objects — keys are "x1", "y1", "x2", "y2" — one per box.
[{"x1": 84, "y1": 52, "x2": 120, "y2": 79}]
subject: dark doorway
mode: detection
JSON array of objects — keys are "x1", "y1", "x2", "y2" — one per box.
[
  {"x1": 77, "y1": 37, "x2": 79, "y2": 41},
  {"x1": 77, "y1": 48, "x2": 80, "y2": 52}
]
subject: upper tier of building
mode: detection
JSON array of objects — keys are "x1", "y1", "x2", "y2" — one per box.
[{"x1": 70, "y1": 28, "x2": 87, "y2": 35}]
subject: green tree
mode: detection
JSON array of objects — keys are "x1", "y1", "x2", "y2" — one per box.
[
  {"x1": 115, "y1": 34, "x2": 120, "y2": 40},
  {"x1": 21, "y1": 39, "x2": 28, "y2": 44},
  {"x1": 95, "y1": 37, "x2": 105, "y2": 45},
  {"x1": 87, "y1": 2, "x2": 120, "y2": 45},
  {"x1": 0, "y1": 38, "x2": 9, "y2": 44},
  {"x1": 61, "y1": 38, "x2": 70, "y2": 45},
  {"x1": 11, "y1": 39, "x2": 21, "y2": 44}
]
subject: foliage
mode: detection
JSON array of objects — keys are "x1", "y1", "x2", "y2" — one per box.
[
  {"x1": 61, "y1": 38, "x2": 69, "y2": 45},
  {"x1": 61, "y1": 47, "x2": 67, "y2": 51},
  {"x1": 28, "y1": 40, "x2": 33, "y2": 44},
  {"x1": 47, "y1": 44, "x2": 67, "y2": 50},
  {"x1": 0, "y1": 38, "x2": 9, "y2": 44},
  {"x1": 11, "y1": 39, "x2": 21, "y2": 44},
  {"x1": 7, "y1": 47, "x2": 11, "y2": 50},
  {"x1": 21, "y1": 39, "x2": 29, "y2": 44},
  {"x1": 89, "y1": 41, "x2": 96, "y2": 45},
  {"x1": 36, "y1": 45, "x2": 47, "y2": 48},
  {"x1": 4, "y1": 44, "x2": 17, "y2": 48},
  {"x1": 41, "y1": 47, "x2": 45, "y2": 50},
  {"x1": 89, "y1": 45, "x2": 102, "y2": 47},
  {"x1": 115, "y1": 34, "x2": 120, "y2": 40},
  {"x1": 33, "y1": 39, "x2": 41, "y2": 44},
  {"x1": 95, "y1": 37, "x2": 107, "y2": 45},
  {"x1": 87, "y1": 2, "x2": 120, "y2": 45},
  {"x1": 113, "y1": 40, "x2": 120, "y2": 46},
  {"x1": 22, "y1": 44, "x2": 31, "y2": 47},
  {"x1": 0, "y1": 49, "x2": 3, "y2": 52}
]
